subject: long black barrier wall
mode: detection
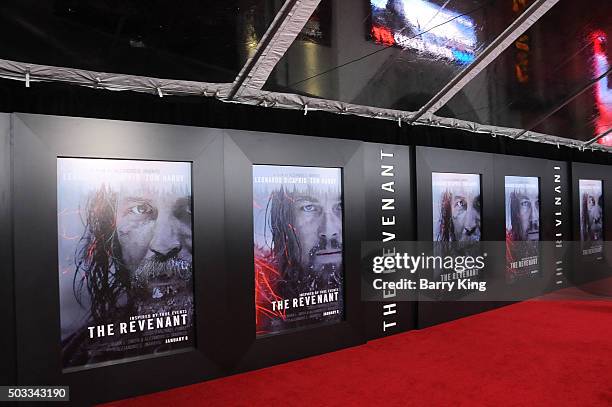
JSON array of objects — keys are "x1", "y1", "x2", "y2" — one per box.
[
  {"x1": 3, "y1": 109, "x2": 612, "y2": 405},
  {"x1": 0, "y1": 113, "x2": 15, "y2": 386},
  {"x1": 8, "y1": 113, "x2": 370, "y2": 404},
  {"x1": 416, "y1": 148, "x2": 572, "y2": 328}
]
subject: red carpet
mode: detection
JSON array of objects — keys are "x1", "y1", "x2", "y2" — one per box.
[{"x1": 102, "y1": 300, "x2": 612, "y2": 407}]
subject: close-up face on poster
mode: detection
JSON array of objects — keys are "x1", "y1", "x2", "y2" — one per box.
[
  {"x1": 432, "y1": 172, "x2": 481, "y2": 243},
  {"x1": 57, "y1": 158, "x2": 195, "y2": 371},
  {"x1": 579, "y1": 179, "x2": 604, "y2": 256},
  {"x1": 253, "y1": 165, "x2": 344, "y2": 336},
  {"x1": 505, "y1": 176, "x2": 540, "y2": 283}
]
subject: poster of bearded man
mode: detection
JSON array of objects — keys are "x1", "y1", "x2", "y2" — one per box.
[
  {"x1": 253, "y1": 165, "x2": 344, "y2": 336},
  {"x1": 505, "y1": 176, "x2": 540, "y2": 283},
  {"x1": 431, "y1": 172, "x2": 483, "y2": 284},
  {"x1": 57, "y1": 158, "x2": 195, "y2": 371},
  {"x1": 579, "y1": 179, "x2": 604, "y2": 256}
]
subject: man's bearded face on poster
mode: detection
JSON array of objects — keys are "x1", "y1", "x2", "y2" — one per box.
[
  {"x1": 268, "y1": 186, "x2": 343, "y2": 290},
  {"x1": 584, "y1": 191, "x2": 603, "y2": 241},
  {"x1": 290, "y1": 192, "x2": 343, "y2": 274},
  {"x1": 511, "y1": 189, "x2": 539, "y2": 241},
  {"x1": 449, "y1": 186, "x2": 481, "y2": 242},
  {"x1": 115, "y1": 185, "x2": 193, "y2": 305},
  {"x1": 76, "y1": 180, "x2": 193, "y2": 322}
]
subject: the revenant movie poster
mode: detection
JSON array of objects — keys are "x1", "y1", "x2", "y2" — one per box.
[
  {"x1": 253, "y1": 165, "x2": 344, "y2": 336},
  {"x1": 432, "y1": 172, "x2": 482, "y2": 283},
  {"x1": 57, "y1": 158, "x2": 195, "y2": 371},
  {"x1": 579, "y1": 179, "x2": 604, "y2": 256},
  {"x1": 505, "y1": 176, "x2": 540, "y2": 283}
]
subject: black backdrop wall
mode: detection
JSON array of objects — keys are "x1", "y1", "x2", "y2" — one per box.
[
  {"x1": 5, "y1": 113, "x2": 370, "y2": 405},
  {"x1": 415, "y1": 147, "x2": 498, "y2": 328},
  {"x1": 2, "y1": 79, "x2": 612, "y2": 403},
  {"x1": 0, "y1": 113, "x2": 15, "y2": 386},
  {"x1": 363, "y1": 143, "x2": 416, "y2": 339},
  {"x1": 416, "y1": 149, "x2": 573, "y2": 328},
  {"x1": 493, "y1": 157, "x2": 571, "y2": 293},
  {"x1": 571, "y1": 162, "x2": 612, "y2": 284}
]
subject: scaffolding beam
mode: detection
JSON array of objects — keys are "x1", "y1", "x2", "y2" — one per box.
[{"x1": 227, "y1": 0, "x2": 321, "y2": 100}]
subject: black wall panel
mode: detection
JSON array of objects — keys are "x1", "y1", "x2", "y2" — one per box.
[
  {"x1": 416, "y1": 148, "x2": 574, "y2": 327},
  {"x1": 221, "y1": 130, "x2": 366, "y2": 373},
  {"x1": 571, "y1": 162, "x2": 612, "y2": 285},
  {"x1": 0, "y1": 113, "x2": 15, "y2": 386},
  {"x1": 493, "y1": 157, "x2": 572, "y2": 293},
  {"x1": 363, "y1": 143, "x2": 416, "y2": 339},
  {"x1": 415, "y1": 146, "x2": 498, "y2": 328},
  {"x1": 11, "y1": 113, "x2": 225, "y2": 405}
]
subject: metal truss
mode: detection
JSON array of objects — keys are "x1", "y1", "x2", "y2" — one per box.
[{"x1": 227, "y1": 0, "x2": 321, "y2": 100}]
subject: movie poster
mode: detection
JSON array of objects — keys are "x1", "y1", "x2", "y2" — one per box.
[
  {"x1": 505, "y1": 176, "x2": 540, "y2": 283},
  {"x1": 253, "y1": 165, "x2": 344, "y2": 336},
  {"x1": 579, "y1": 179, "x2": 604, "y2": 256},
  {"x1": 57, "y1": 158, "x2": 194, "y2": 371},
  {"x1": 432, "y1": 172, "x2": 482, "y2": 282}
]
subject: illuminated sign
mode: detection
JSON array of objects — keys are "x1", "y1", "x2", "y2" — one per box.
[
  {"x1": 591, "y1": 31, "x2": 612, "y2": 146},
  {"x1": 370, "y1": 0, "x2": 477, "y2": 65}
]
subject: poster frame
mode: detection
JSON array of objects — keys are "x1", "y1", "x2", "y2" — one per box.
[
  {"x1": 12, "y1": 113, "x2": 225, "y2": 405},
  {"x1": 493, "y1": 156, "x2": 571, "y2": 294},
  {"x1": 572, "y1": 162, "x2": 612, "y2": 284},
  {"x1": 415, "y1": 146, "x2": 498, "y2": 328},
  {"x1": 222, "y1": 129, "x2": 366, "y2": 373}
]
